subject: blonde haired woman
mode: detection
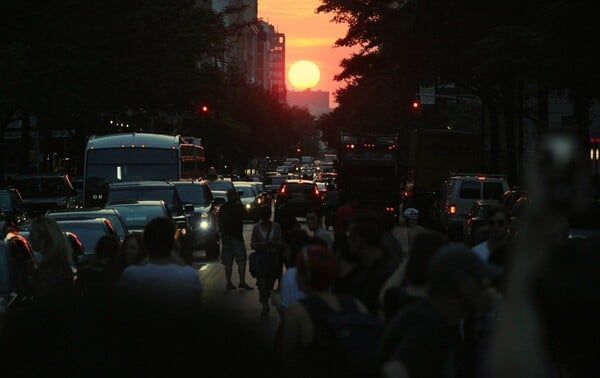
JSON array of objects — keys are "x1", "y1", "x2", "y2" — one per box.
[{"x1": 29, "y1": 216, "x2": 76, "y2": 299}]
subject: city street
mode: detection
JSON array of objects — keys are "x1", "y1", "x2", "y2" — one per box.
[{"x1": 191, "y1": 219, "x2": 298, "y2": 344}]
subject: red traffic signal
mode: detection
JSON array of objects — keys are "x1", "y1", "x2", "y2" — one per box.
[
  {"x1": 411, "y1": 100, "x2": 420, "y2": 110},
  {"x1": 196, "y1": 103, "x2": 210, "y2": 115}
]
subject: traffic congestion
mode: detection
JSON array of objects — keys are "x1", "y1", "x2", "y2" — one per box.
[{"x1": 2, "y1": 1, "x2": 600, "y2": 377}]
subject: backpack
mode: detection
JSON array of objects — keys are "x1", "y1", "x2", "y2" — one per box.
[{"x1": 300, "y1": 295, "x2": 384, "y2": 378}]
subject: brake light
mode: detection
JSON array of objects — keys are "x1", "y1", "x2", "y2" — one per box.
[
  {"x1": 280, "y1": 184, "x2": 287, "y2": 194},
  {"x1": 448, "y1": 205, "x2": 457, "y2": 214},
  {"x1": 385, "y1": 207, "x2": 395, "y2": 212},
  {"x1": 314, "y1": 186, "x2": 320, "y2": 197},
  {"x1": 477, "y1": 176, "x2": 486, "y2": 180}
]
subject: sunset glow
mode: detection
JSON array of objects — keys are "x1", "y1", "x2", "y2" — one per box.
[{"x1": 259, "y1": 0, "x2": 361, "y2": 107}]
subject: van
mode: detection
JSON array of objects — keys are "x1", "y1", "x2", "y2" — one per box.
[{"x1": 437, "y1": 174, "x2": 509, "y2": 239}]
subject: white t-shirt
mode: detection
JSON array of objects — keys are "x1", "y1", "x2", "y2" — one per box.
[
  {"x1": 472, "y1": 241, "x2": 491, "y2": 262},
  {"x1": 279, "y1": 267, "x2": 305, "y2": 308},
  {"x1": 117, "y1": 263, "x2": 203, "y2": 310}
]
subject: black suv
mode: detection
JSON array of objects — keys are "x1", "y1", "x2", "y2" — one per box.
[
  {"x1": 274, "y1": 179, "x2": 323, "y2": 218},
  {"x1": 107, "y1": 181, "x2": 194, "y2": 264},
  {"x1": 9, "y1": 174, "x2": 78, "y2": 217},
  {"x1": 0, "y1": 187, "x2": 28, "y2": 225},
  {"x1": 170, "y1": 180, "x2": 220, "y2": 260}
]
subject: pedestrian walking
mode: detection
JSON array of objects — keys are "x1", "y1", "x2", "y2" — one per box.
[
  {"x1": 219, "y1": 188, "x2": 253, "y2": 291},
  {"x1": 250, "y1": 205, "x2": 284, "y2": 317}
]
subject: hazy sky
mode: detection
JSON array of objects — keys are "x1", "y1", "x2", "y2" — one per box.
[{"x1": 258, "y1": 0, "x2": 359, "y2": 108}]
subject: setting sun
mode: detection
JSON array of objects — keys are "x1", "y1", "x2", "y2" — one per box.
[{"x1": 288, "y1": 60, "x2": 321, "y2": 90}]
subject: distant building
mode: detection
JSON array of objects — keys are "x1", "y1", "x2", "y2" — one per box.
[
  {"x1": 287, "y1": 89, "x2": 330, "y2": 117},
  {"x1": 257, "y1": 19, "x2": 286, "y2": 103}
]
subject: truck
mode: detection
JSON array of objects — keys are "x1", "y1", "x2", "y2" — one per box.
[
  {"x1": 337, "y1": 132, "x2": 401, "y2": 221},
  {"x1": 402, "y1": 128, "x2": 483, "y2": 226}
]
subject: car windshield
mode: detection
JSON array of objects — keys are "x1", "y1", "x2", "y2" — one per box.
[
  {"x1": 206, "y1": 180, "x2": 233, "y2": 191},
  {"x1": 55, "y1": 222, "x2": 108, "y2": 252},
  {"x1": 109, "y1": 188, "x2": 178, "y2": 208},
  {"x1": 236, "y1": 186, "x2": 256, "y2": 198},
  {"x1": 47, "y1": 211, "x2": 128, "y2": 239},
  {"x1": 107, "y1": 205, "x2": 168, "y2": 228},
  {"x1": 174, "y1": 184, "x2": 209, "y2": 205}
]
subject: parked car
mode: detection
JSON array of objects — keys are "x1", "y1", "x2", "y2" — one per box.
[
  {"x1": 274, "y1": 179, "x2": 323, "y2": 219},
  {"x1": 0, "y1": 187, "x2": 28, "y2": 225},
  {"x1": 9, "y1": 174, "x2": 78, "y2": 217},
  {"x1": 169, "y1": 180, "x2": 220, "y2": 259},
  {"x1": 46, "y1": 208, "x2": 130, "y2": 242}
]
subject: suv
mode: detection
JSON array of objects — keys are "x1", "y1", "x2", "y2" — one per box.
[
  {"x1": 9, "y1": 174, "x2": 78, "y2": 217},
  {"x1": 274, "y1": 179, "x2": 323, "y2": 219},
  {"x1": 106, "y1": 181, "x2": 194, "y2": 263},
  {"x1": 437, "y1": 174, "x2": 509, "y2": 240},
  {"x1": 0, "y1": 187, "x2": 28, "y2": 225},
  {"x1": 170, "y1": 180, "x2": 220, "y2": 260}
]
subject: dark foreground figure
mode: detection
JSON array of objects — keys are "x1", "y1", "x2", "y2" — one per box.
[{"x1": 0, "y1": 295, "x2": 280, "y2": 377}]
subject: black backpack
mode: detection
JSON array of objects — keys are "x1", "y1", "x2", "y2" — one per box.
[{"x1": 300, "y1": 295, "x2": 384, "y2": 378}]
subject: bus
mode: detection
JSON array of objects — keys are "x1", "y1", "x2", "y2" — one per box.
[{"x1": 83, "y1": 132, "x2": 205, "y2": 207}]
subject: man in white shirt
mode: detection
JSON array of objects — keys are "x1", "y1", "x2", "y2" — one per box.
[{"x1": 117, "y1": 216, "x2": 203, "y2": 314}]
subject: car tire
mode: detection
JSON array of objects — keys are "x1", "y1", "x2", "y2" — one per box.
[{"x1": 205, "y1": 236, "x2": 220, "y2": 260}]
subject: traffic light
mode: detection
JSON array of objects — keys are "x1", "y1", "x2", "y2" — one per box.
[
  {"x1": 196, "y1": 103, "x2": 210, "y2": 116},
  {"x1": 411, "y1": 100, "x2": 420, "y2": 110}
]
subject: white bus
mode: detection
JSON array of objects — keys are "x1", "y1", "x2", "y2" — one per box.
[{"x1": 83, "y1": 132, "x2": 205, "y2": 207}]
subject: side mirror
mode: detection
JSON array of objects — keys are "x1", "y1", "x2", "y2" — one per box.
[
  {"x1": 237, "y1": 191, "x2": 244, "y2": 197},
  {"x1": 213, "y1": 197, "x2": 225, "y2": 205},
  {"x1": 184, "y1": 204, "x2": 195, "y2": 213}
]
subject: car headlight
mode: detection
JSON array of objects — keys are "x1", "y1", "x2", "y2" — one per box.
[
  {"x1": 199, "y1": 220, "x2": 209, "y2": 230},
  {"x1": 245, "y1": 203, "x2": 251, "y2": 209}
]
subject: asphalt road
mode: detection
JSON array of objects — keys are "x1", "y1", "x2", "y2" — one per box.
[{"x1": 191, "y1": 220, "x2": 283, "y2": 344}]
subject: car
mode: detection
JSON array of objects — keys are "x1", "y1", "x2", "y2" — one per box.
[
  {"x1": 436, "y1": 174, "x2": 510, "y2": 240},
  {"x1": 105, "y1": 200, "x2": 171, "y2": 234},
  {"x1": 170, "y1": 180, "x2": 220, "y2": 259},
  {"x1": 263, "y1": 174, "x2": 287, "y2": 196},
  {"x1": 9, "y1": 174, "x2": 78, "y2": 217},
  {"x1": 46, "y1": 208, "x2": 130, "y2": 242},
  {"x1": 0, "y1": 187, "x2": 28, "y2": 225},
  {"x1": 206, "y1": 179, "x2": 236, "y2": 194},
  {"x1": 54, "y1": 218, "x2": 119, "y2": 264},
  {"x1": 274, "y1": 179, "x2": 323, "y2": 219},
  {"x1": 232, "y1": 181, "x2": 261, "y2": 221},
  {"x1": 0, "y1": 238, "x2": 36, "y2": 316},
  {"x1": 106, "y1": 181, "x2": 194, "y2": 264},
  {"x1": 314, "y1": 181, "x2": 328, "y2": 201},
  {"x1": 462, "y1": 200, "x2": 497, "y2": 246},
  {"x1": 237, "y1": 181, "x2": 271, "y2": 208}
]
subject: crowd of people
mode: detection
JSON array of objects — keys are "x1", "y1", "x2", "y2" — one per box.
[{"x1": 1, "y1": 186, "x2": 597, "y2": 377}]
